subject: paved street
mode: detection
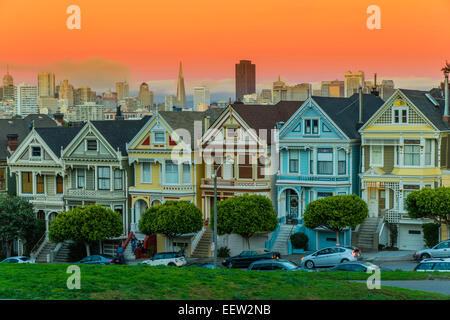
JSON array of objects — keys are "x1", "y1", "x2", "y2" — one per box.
[{"x1": 352, "y1": 280, "x2": 450, "y2": 296}]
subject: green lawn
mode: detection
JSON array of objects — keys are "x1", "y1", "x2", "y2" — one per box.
[{"x1": 0, "y1": 264, "x2": 448, "y2": 300}]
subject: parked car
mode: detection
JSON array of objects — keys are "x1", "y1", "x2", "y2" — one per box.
[
  {"x1": 140, "y1": 252, "x2": 187, "y2": 267},
  {"x1": 301, "y1": 246, "x2": 359, "y2": 269},
  {"x1": 344, "y1": 246, "x2": 362, "y2": 256},
  {"x1": 248, "y1": 259, "x2": 302, "y2": 271},
  {"x1": 413, "y1": 240, "x2": 450, "y2": 261},
  {"x1": 329, "y1": 261, "x2": 391, "y2": 272},
  {"x1": 222, "y1": 249, "x2": 281, "y2": 269},
  {"x1": 75, "y1": 254, "x2": 118, "y2": 265},
  {"x1": 0, "y1": 256, "x2": 35, "y2": 264},
  {"x1": 183, "y1": 263, "x2": 217, "y2": 269},
  {"x1": 414, "y1": 258, "x2": 450, "y2": 272}
]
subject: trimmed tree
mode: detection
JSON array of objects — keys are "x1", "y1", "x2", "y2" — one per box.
[
  {"x1": 138, "y1": 201, "x2": 203, "y2": 251},
  {"x1": 405, "y1": 187, "x2": 450, "y2": 241},
  {"x1": 0, "y1": 194, "x2": 42, "y2": 257},
  {"x1": 303, "y1": 194, "x2": 368, "y2": 245},
  {"x1": 48, "y1": 204, "x2": 123, "y2": 256},
  {"x1": 214, "y1": 194, "x2": 278, "y2": 249}
]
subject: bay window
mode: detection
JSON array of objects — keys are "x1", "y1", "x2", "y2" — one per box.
[
  {"x1": 317, "y1": 148, "x2": 333, "y2": 175},
  {"x1": 98, "y1": 167, "x2": 111, "y2": 190},
  {"x1": 114, "y1": 170, "x2": 123, "y2": 190},
  {"x1": 182, "y1": 164, "x2": 191, "y2": 184},
  {"x1": 77, "y1": 169, "x2": 85, "y2": 189},
  {"x1": 424, "y1": 139, "x2": 432, "y2": 166},
  {"x1": 338, "y1": 149, "x2": 346, "y2": 175},
  {"x1": 165, "y1": 161, "x2": 179, "y2": 184},
  {"x1": 141, "y1": 162, "x2": 152, "y2": 183},
  {"x1": 370, "y1": 145, "x2": 383, "y2": 167},
  {"x1": 404, "y1": 140, "x2": 420, "y2": 166},
  {"x1": 289, "y1": 150, "x2": 299, "y2": 173}
]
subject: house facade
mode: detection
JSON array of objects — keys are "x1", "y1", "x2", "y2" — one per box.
[
  {"x1": 359, "y1": 89, "x2": 450, "y2": 250},
  {"x1": 276, "y1": 94, "x2": 384, "y2": 251},
  {"x1": 199, "y1": 102, "x2": 299, "y2": 255},
  {"x1": 126, "y1": 110, "x2": 221, "y2": 254}
]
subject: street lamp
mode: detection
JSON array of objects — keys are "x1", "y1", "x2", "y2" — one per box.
[{"x1": 211, "y1": 156, "x2": 234, "y2": 269}]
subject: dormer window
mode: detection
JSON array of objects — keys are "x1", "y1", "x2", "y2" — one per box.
[
  {"x1": 305, "y1": 119, "x2": 319, "y2": 134},
  {"x1": 87, "y1": 140, "x2": 97, "y2": 151},
  {"x1": 393, "y1": 107, "x2": 408, "y2": 124},
  {"x1": 154, "y1": 132, "x2": 165, "y2": 143},
  {"x1": 31, "y1": 147, "x2": 41, "y2": 158}
]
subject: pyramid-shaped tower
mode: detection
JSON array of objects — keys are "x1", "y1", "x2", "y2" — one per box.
[{"x1": 176, "y1": 62, "x2": 186, "y2": 108}]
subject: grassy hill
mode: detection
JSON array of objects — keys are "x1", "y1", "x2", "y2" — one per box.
[{"x1": 0, "y1": 264, "x2": 448, "y2": 300}]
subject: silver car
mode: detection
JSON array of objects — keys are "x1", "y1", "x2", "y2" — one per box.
[
  {"x1": 0, "y1": 256, "x2": 36, "y2": 264},
  {"x1": 301, "y1": 246, "x2": 358, "y2": 269},
  {"x1": 413, "y1": 240, "x2": 450, "y2": 261}
]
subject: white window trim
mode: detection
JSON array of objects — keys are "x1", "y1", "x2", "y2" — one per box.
[
  {"x1": 29, "y1": 144, "x2": 43, "y2": 161},
  {"x1": 141, "y1": 162, "x2": 152, "y2": 184},
  {"x1": 370, "y1": 145, "x2": 384, "y2": 167},
  {"x1": 153, "y1": 131, "x2": 166, "y2": 144},
  {"x1": 402, "y1": 142, "x2": 421, "y2": 168},
  {"x1": 304, "y1": 118, "x2": 320, "y2": 135},
  {"x1": 392, "y1": 106, "x2": 408, "y2": 124},
  {"x1": 288, "y1": 149, "x2": 300, "y2": 174},
  {"x1": 85, "y1": 139, "x2": 98, "y2": 152}
]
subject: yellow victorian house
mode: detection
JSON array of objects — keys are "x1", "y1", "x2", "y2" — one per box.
[
  {"x1": 360, "y1": 88, "x2": 450, "y2": 250},
  {"x1": 126, "y1": 110, "x2": 221, "y2": 255}
]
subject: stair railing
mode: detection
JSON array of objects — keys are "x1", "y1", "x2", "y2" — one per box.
[
  {"x1": 190, "y1": 227, "x2": 206, "y2": 256},
  {"x1": 122, "y1": 231, "x2": 134, "y2": 249},
  {"x1": 49, "y1": 242, "x2": 63, "y2": 263},
  {"x1": 265, "y1": 224, "x2": 280, "y2": 251},
  {"x1": 30, "y1": 232, "x2": 47, "y2": 260}
]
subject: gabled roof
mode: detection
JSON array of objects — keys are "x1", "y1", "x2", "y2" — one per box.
[
  {"x1": 400, "y1": 89, "x2": 450, "y2": 131},
  {"x1": 0, "y1": 115, "x2": 57, "y2": 160},
  {"x1": 158, "y1": 109, "x2": 223, "y2": 146},
  {"x1": 34, "y1": 126, "x2": 83, "y2": 157},
  {"x1": 230, "y1": 101, "x2": 302, "y2": 132},
  {"x1": 312, "y1": 94, "x2": 384, "y2": 139},
  {"x1": 90, "y1": 117, "x2": 151, "y2": 155}
]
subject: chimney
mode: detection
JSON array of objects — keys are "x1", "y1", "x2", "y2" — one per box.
[
  {"x1": 204, "y1": 115, "x2": 210, "y2": 130},
  {"x1": 358, "y1": 86, "x2": 363, "y2": 124},
  {"x1": 54, "y1": 113, "x2": 65, "y2": 126},
  {"x1": 444, "y1": 73, "x2": 449, "y2": 124},
  {"x1": 6, "y1": 134, "x2": 19, "y2": 152}
]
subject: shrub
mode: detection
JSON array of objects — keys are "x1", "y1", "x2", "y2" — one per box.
[
  {"x1": 290, "y1": 232, "x2": 308, "y2": 250},
  {"x1": 422, "y1": 223, "x2": 440, "y2": 248},
  {"x1": 217, "y1": 246, "x2": 231, "y2": 258}
]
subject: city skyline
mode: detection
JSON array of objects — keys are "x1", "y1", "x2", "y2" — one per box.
[{"x1": 0, "y1": 0, "x2": 449, "y2": 94}]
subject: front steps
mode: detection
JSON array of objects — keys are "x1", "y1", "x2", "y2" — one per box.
[
  {"x1": 356, "y1": 217, "x2": 381, "y2": 251},
  {"x1": 35, "y1": 241, "x2": 57, "y2": 263},
  {"x1": 272, "y1": 224, "x2": 296, "y2": 255},
  {"x1": 191, "y1": 229, "x2": 213, "y2": 258}
]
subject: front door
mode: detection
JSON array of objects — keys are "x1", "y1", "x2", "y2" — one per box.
[{"x1": 368, "y1": 188, "x2": 378, "y2": 217}]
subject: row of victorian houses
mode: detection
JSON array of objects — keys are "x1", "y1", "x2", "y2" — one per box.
[{"x1": 2, "y1": 82, "x2": 449, "y2": 260}]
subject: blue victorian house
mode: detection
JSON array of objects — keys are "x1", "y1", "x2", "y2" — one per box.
[{"x1": 271, "y1": 92, "x2": 384, "y2": 252}]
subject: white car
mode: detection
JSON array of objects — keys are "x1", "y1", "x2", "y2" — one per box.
[
  {"x1": 140, "y1": 252, "x2": 187, "y2": 267},
  {"x1": 1, "y1": 256, "x2": 36, "y2": 264},
  {"x1": 414, "y1": 258, "x2": 450, "y2": 272},
  {"x1": 413, "y1": 240, "x2": 450, "y2": 261},
  {"x1": 301, "y1": 247, "x2": 359, "y2": 269}
]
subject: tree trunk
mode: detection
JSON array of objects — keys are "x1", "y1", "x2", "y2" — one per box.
[
  {"x1": 335, "y1": 231, "x2": 340, "y2": 246},
  {"x1": 85, "y1": 242, "x2": 91, "y2": 256}
]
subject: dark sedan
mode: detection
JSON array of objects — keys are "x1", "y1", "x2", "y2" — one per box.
[
  {"x1": 328, "y1": 261, "x2": 391, "y2": 272},
  {"x1": 75, "y1": 254, "x2": 118, "y2": 265},
  {"x1": 222, "y1": 249, "x2": 281, "y2": 269}
]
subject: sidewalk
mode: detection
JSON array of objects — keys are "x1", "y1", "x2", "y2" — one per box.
[{"x1": 361, "y1": 250, "x2": 416, "y2": 262}]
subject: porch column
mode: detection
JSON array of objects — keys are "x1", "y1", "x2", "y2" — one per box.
[
  {"x1": 110, "y1": 166, "x2": 113, "y2": 191},
  {"x1": 45, "y1": 210, "x2": 50, "y2": 240},
  {"x1": 130, "y1": 206, "x2": 136, "y2": 232}
]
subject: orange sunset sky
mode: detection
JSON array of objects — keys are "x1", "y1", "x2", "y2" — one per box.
[{"x1": 0, "y1": 0, "x2": 449, "y2": 96}]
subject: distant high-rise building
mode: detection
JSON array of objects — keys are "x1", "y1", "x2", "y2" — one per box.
[
  {"x1": 272, "y1": 77, "x2": 310, "y2": 103},
  {"x1": 58, "y1": 80, "x2": 74, "y2": 107},
  {"x1": 15, "y1": 83, "x2": 38, "y2": 116},
  {"x1": 329, "y1": 80, "x2": 344, "y2": 97},
  {"x1": 260, "y1": 89, "x2": 272, "y2": 102},
  {"x1": 74, "y1": 102, "x2": 106, "y2": 121},
  {"x1": 165, "y1": 95, "x2": 178, "y2": 111},
  {"x1": 116, "y1": 81, "x2": 129, "y2": 101},
  {"x1": 38, "y1": 72, "x2": 56, "y2": 97},
  {"x1": 176, "y1": 62, "x2": 187, "y2": 108},
  {"x1": 74, "y1": 86, "x2": 96, "y2": 106},
  {"x1": 235, "y1": 60, "x2": 255, "y2": 101},
  {"x1": 344, "y1": 71, "x2": 365, "y2": 97},
  {"x1": 193, "y1": 86, "x2": 210, "y2": 111},
  {"x1": 2, "y1": 66, "x2": 15, "y2": 101},
  {"x1": 138, "y1": 82, "x2": 154, "y2": 108},
  {"x1": 38, "y1": 96, "x2": 58, "y2": 114},
  {"x1": 380, "y1": 80, "x2": 395, "y2": 101}
]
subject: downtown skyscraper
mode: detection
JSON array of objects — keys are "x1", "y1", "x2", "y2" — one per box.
[
  {"x1": 177, "y1": 62, "x2": 186, "y2": 108},
  {"x1": 235, "y1": 60, "x2": 255, "y2": 102}
]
